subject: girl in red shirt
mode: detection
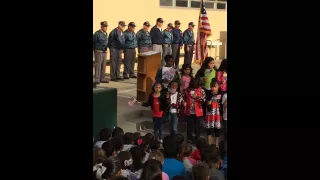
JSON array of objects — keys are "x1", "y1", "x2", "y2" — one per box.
[
  {"x1": 142, "y1": 82, "x2": 167, "y2": 142},
  {"x1": 182, "y1": 78, "x2": 206, "y2": 142}
]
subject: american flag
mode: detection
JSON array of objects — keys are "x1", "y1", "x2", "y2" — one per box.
[{"x1": 195, "y1": 0, "x2": 212, "y2": 65}]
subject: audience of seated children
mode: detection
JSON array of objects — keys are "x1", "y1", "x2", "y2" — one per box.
[
  {"x1": 162, "y1": 135, "x2": 186, "y2": 179},
  {"x1": 144, "y1": 159, "x2": 169, "y2": 180},
  {"x1": 117, "y1": 151, "x2": 139, "y2": 180},
  {"x1": 93, "y1": 156, "x2": 122, "y2": 180},
  {"x1": 122, "y1": 132, "x2": 136, "y2": 151},
  {"x1": 95, "y1": 128, "x2": 113, "y2": 148},
  {"x1": 129, "y1": 146, "x2": 146, "y2": 178},
  {"x1": 190, "y1": 137, "x2": 207, "y2": 161}
]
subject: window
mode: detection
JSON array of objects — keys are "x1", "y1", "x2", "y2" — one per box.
[
  {"x1": 176, "y1": 0, "x2": 188, "y2": 7},
  {"x1": 217, "y1": 3, "x2": 226, "y2": 9},
  {"x1": 191, "y1": 1, "x2": 200, "y2": 8},
  {"x1": 160, "y1": 0, "x2": 173, "y2": 6},
  {"x1": 160, "y1": 0, "x2": 227, "y2": 10}
]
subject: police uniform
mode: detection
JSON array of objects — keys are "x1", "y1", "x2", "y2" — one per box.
[
  {"x1": 108, "y1": 21, "x2": 126, "y2": 81},
  {"x1": 93, "y1": 21, "x2": 109, "y2": 83},
  {"x1": 172, "y1": 20, "x2": 183, "y2": 68},
  {"x1": 183, "y1": 22, "x2": 195, "y2": 65},
  {"x1": 136, "y1": 21, "x2": 152, "y2": 53},
  {"x1": 123, "y1": 22, "x2": 138, "y2": 79},
  {"x1": 162, "y1": 23, "x2": 173, "y2": 66},
  {"x1": 150, "y1": 18, "x2": 165, "y2": 61}
]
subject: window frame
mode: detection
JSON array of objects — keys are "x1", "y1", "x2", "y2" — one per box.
[{"x1": 160, "y1": 0, "x2": 227, "y2": 10}]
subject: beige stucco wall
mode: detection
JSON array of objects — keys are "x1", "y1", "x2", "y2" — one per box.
[{"x1": 93, "y1": 0, "x2": 227, "y2": 59}]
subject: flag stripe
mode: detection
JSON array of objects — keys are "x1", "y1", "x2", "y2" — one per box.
[{"x1": 195, "y1": 0, "x2": 212, "y2": 65}]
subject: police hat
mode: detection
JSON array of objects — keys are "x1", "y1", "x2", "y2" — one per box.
[
  {"x1": 157, "y1": 18, "x2": 164, "y2": 23},
  {"x1": 189, "y1": 22, "x2": 195, "y2": 27},
  {"x1": 143, "y1": 21, "x2": 151, "y2": 27},
  {"x1": 100, "y1": 21, "x2": 108, "y2": 27},
  {"x1": 119, "y1": 21, "x2": 127, "y2": 27},
  {"x1": 174, "y1": 20, "x2": 181, "y2": 25},
  {"x1": 128, "y1": 22, "x2": 136, "y2": 27},
  {"x1": 168, "y1": 23, "x2": 173, "y2": 29}
]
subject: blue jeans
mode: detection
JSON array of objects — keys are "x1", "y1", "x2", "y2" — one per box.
[
  {"x1": 153, "y1": 117, "x2": 163, "y2": 140},
  {"x1": 168, "y1": 113, "x2": 178, "y2": 136}
]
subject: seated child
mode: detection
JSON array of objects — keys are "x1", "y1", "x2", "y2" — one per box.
[
  {"x1": 118, "y1": 151, "x2": 139, "y2": 180},
  {"x1": 102, "y1": 141, "x2": 116, "y2": 158},
  {"x1": 201, "y1": 146, "x2": 225, "y2": 180},
  {"x1": 130, "y1": 146, "x2": 146, "y2": 178},
  {"x1": 111, "y1": 136, "x2": 125, "y2": 155},
  {"x1": 140, "y1": 160, "x2": 163, "y2": 180},
  {"x1": 133, "y1": 132, "x2": 141, "y2": 139},
  {"x1": 94, "y1": 128, "x2": 113, "y2": 148},
  {"x1": 162, "y1": 135, "x2": 186, "y2": 179},
  {"x1": 178, "y1": 142, "x2": 196, "y2": 170},
  {"x1": 190, "y1": 137, "x2": 207, "y2": 161},
  {"x1": 122, "y1": 132, "x2": 136, "y2": 151},
  {"x1": 189, "y1": 161, "x2": 210, "y2": 180},
  {"x1": 93, "y1": 148, "x2": 106, "y2": 166},
  {"x1": 150, "y1": 140, "x2": 161, "y2": 152},
  {"x1": 144, "y1": 159, "x2": 169, "y2": 180},
  {"x1": 172, "y1": 176, "x2": 188, "y2": 180},
  {"x1": 112, "y1": 127, "x2": 124, "y2": 138},
  {"x1": 93, "y1": 156, "x2": 121, "y2": 180}
]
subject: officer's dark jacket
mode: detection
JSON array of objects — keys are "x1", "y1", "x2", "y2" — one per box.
[
  {"x1": 123, "y1": 30, "x2": 137, "y2": 49},
  {"x1": 150, "y1": 26, "x2": 164, "y2": 45},
  {"x1": 136, "y1": 29, "x2": 152, "y2": 47},
  {"x1": 93, "y1": 30, "x2": 108, "y2": 51},
  {"x1": 172, "y1": 28, "x2": 183, "y2": 45},
  {"x1": 108, "y1": 28, "x2": 125, "y2": 50},
  {"x1": 183, "y1": 29, "x2": 195, "y2": 45},
  {"x1": 163, "y1": 29, "x2": 173, "y2": 44}
]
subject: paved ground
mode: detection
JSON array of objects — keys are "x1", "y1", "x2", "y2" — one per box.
[{"x1": 96, "y1": 58, "x2": 223, "y2": 138}]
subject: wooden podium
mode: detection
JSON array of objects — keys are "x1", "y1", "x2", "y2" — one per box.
[{"x1": 137, "y1": 51, "x2": 161, "y2": 102}]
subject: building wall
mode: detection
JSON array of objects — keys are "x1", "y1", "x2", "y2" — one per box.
[{"x1": 93, "y1": 0, "x2": 227, "y2": 59}]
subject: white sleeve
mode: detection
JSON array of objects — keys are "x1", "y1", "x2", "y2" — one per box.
[{"x1": 222, "y1": 93, "x2": 227, "y2": 104}]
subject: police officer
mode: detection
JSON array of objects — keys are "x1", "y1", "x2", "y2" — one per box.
[
  {"x1": 162, "y1": 23, "x2": 173, "y2": 66},
  {"x1": 136, "y1": 21, "x2": 152, "y2": 53},
  {"x1": 150, "y1": 18, "x2": 164, "y2": 61},
  {"x1": 93, "y1": 21, "x2": 109, "y2": 84},
  {"x1": 108, "y1": 21, "x2": 126, "y2": 81},
  {"x1": 123, "y1": 22, "x2": 138, "y2": 79},
  {"x1": 183, "y1": 22, "x2": 195, "y2": 65},
  {"x1": 172, "y1": 20, "x2": 183, "y2": 68}
]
